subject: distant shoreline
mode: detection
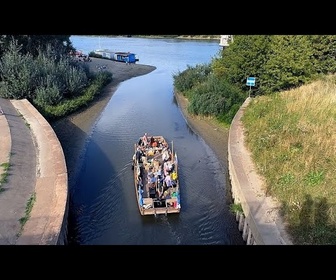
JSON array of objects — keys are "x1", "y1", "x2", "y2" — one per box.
[{"x1": 80, "y1": 35, "x2": 221, "y2": 41}]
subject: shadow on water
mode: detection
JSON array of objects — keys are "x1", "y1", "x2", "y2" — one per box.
[
  {"x1": 52, "y1": 118, "x2": 85, "y2": 244},
  {"x1": 67, "y1": 138, "x2": 124, "y2": 245},
  {"x1": 53, "y1": 118, "x2": 123, "y2": 245}
]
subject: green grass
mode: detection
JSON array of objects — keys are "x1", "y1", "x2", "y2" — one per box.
[
  {"x1": 230, "y1": 203, "x2": 243, "y2": 215},
  {"x1": 241, "y1": 74, "x2": 336, "y2": 244},
  {"x1": 35, "y1": 71, "x2": 112, "y2": 121},
  {"x1": 18, "y1": 192, "x2": 36, "y2": 237},
  {"x1": 0, "y1": 162, "x2": 10, "y2": 192},
  {"x1": 24, "y1": 120, "x2": 30, "y2": 129}
]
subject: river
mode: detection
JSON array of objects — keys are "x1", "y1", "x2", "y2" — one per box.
[{"x1": 67, "y1": 35, "x2": 245, "y2": 245}]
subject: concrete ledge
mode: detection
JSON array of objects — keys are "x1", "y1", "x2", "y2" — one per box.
[
  {"x1": 0, "y1": 111, "x2": 11, "y2": 174},
  {"x1": 11, "y1": 99, "x2": 68, "y2": 245},
  {"x1": 228, "y1": 98, "x2": 292, "y2": 245}
]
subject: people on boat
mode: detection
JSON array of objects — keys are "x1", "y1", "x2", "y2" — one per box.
[
  {"x1": 151, "y1": 139, "x2": 158, "y2": 147},
  {"x1": 134, "y1": 134, "x2": 180, "y2": 209},
  {"x1": 155, "y1": 166, "x2": 162, "y2": 179},
  {"x1": 137, "y1": 176, "x2": 143, "y2": 190},
  {"x1": 164, "y1": 174, "x2": 173, "y2": 188},
  {"x1": 162, "y1": 148, "x2": 170, "y2": 162},
  {"x1": 147, "y1": 181, "x2": 156, "y2": 198},
  {"x1": 163, "y1": 161, "x2": 174, "y2": 176},
  {"x1": 135, "y1": 147, "x2": 144, "y2": 163},
  {"x1": 148, "y1": 173, "x2": 156, "y2": 184}
]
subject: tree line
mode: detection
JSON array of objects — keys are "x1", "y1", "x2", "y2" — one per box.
[{"x1": 173, "y1": 35, "x2": 336, "y2": 125}]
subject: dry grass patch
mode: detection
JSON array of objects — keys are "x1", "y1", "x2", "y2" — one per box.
[{"x1": 242, "y1": 75, "x2": 336, "y2": 244}]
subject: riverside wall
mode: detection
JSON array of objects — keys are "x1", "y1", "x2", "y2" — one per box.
[
  {"x1": 228, "y1": 97, "x2": 292, "y2": 245},
  {"x1": 12, "y1": 99, "x2": 68, "y2": 245}
]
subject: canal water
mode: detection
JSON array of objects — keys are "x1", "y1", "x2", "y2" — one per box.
[{"x1": 67, "y1": 35, "x2": 245, "y2": 245}]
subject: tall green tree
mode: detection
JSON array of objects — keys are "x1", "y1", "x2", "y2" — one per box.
[
  {"x1": 308, "y1": 35, "x2": 336, "y2": 75},
  {"x1": 260, "y1": 35, "x2": 315, "y2": 93},
  {"x1": 213, "y1": 35, "x2": 272, "y2": 95},
  {"x1": 0, "y1": 35, "x2": 74, "y2": 58}
]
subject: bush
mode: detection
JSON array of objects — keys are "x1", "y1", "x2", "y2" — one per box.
[
  {"x1": 173, "y1": 63, "x2": 212, "y2": 93},
  {"x1": 34, "y1": 84, "x2": 62, "y2": 106},
  {"x1": 187, "y1": 74, "x2": 245, "y2": 124},
  {"x1": 0, "y1": 40, "x2": 90, "y2": 102}
]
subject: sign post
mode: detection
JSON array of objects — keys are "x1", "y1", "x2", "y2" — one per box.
[{"x1": 246, "y1": 77, "x2": 256, "y2": 98}]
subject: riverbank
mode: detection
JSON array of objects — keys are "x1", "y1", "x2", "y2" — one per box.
[{"x1": 173, "y1": 92, "x2": 229, "y2": 169}]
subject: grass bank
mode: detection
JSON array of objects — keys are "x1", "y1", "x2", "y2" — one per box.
[{"x1": 241, "y1": 74, "x2": 336, "y2": 244}]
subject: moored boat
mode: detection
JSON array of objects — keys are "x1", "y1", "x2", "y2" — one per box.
[
  {"x1": 93, "y1": 49, "x2": 137, "y2": 63},
  {"x1": 132, "y1": 133, "x2": 181, "y2": 216}
]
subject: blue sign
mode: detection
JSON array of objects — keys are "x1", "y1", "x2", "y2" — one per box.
[{"x1": 246, "y1": 77, "x2": 256, "y2": 86}]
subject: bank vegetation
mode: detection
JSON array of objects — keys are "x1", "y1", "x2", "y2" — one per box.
[
  {"x1": 0, "y1": 35, "x2": 112, "y2": 121},
  {"x1": 173, "y1": 35, "x2": 336, "y2": 244}
]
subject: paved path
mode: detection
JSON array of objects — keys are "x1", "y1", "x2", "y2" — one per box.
[
  {"x1": 0, "y1": 97, "x2": 67, "y2": 245},
  {"x1": 0, "y1": 97, "x2": 36, "y2": 245}
]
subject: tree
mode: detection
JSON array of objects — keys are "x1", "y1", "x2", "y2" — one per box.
[
  {"x1": 0, "y1": 35, "x2": 74, "y2": 58},
  {"x1": 213, "y1": 35, "x2": 272, "y2": 95},
  {"x1": 308, "y1": 35, "x2": 336, "y2": 75},
  {"x1": 260, "y1": 35, "x2": 315, "y2": 93}
]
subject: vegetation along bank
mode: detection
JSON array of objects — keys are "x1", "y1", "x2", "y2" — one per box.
[{"x1": 174, "y1": 35, "x2": 336, "y2": 245}]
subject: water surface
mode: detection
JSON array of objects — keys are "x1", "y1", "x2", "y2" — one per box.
[{"x1": 67, "y1": 36, "x2": 245, "y2": 245}]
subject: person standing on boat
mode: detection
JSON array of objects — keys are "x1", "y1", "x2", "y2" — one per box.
[
  {"x1": 142, "y1": 133, "x2": 149, "y2": 147},
  {"x1": 137, "y1": 176, "x2": 143, "y2": 190},
  {"x1": 164, "y1": 174, "x2": 173, "y2": 188},
  {"x1": 135, "y1": 147, "x2": 143, "y2": 163},
  {"x1": 162, "y1": 148, "x2": 170, "y2": 163}
]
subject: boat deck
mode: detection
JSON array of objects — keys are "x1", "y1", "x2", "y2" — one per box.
[{"x1": 133, "y1": 134, "x2": 180, "y2": 216}]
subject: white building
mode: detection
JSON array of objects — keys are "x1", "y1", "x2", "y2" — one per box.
[{"x1": 219, "y1": 35, "x2": 233, "y2": 48}]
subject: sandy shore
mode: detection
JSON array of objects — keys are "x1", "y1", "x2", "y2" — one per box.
[
  {"x1": 173, "y1": 92, "x2": 229, "y2": 169},
  {"x1": 52, "y1": 57, "x2": 229, "y2": 188}
]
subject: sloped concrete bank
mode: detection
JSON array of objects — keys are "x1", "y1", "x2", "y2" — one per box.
[
  {"x1": 173, "y1": 91, "x2": 293, "y2": 245},
  {"x1": 227, "y1": 97, "x2": 293, "y2": 245},
  {"x1": 12, "y1": 99, "x2": 68, "y2": 245}
]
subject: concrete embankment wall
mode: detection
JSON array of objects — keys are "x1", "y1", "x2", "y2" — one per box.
[
  {"x1": 8, "y1": 95, "x2": 293, "y2": 245},
  {"x1": 228, "y1": 97, "x2": 292, "y2": 245},
  {"x1": 12, "y1": 99, "x2": 68, "y2": 245},
  {"x1": 0, "y1": 109, "x2": 11, "y2": 180}
]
